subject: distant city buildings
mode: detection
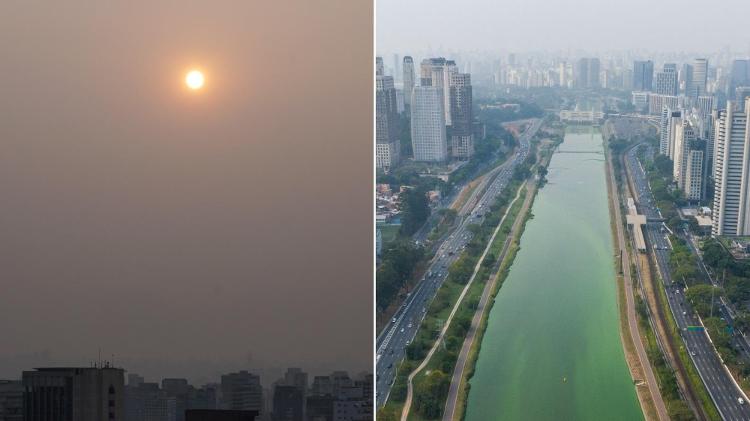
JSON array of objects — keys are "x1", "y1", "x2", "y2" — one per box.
[
  {"x1": 633, "y1": 60, "x2": 654, "y2": 91},
  {"x1": 22, "y1": 366, "x2": 125, "y2": 421},
  {"x1": 449, "y1": 72, "x2": 474, "y2": 160},
  {"x1": 375, "y1": 70, "x2": 400, "y2": 171},
  {"x1": 5, "y1": 365, "x2": 371, "y2": 421},
  {"x1": 402, "y1": 56, "x2": 415, "y2": 109}
]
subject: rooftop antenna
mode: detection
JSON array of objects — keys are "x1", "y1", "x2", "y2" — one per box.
[{"x1": 98, "y1": 348, "x2": 102, "y2": 369}]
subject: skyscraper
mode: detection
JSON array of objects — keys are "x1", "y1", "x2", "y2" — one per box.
[
  {"x1": 587, "y1": 58, "x2": 600, "y2": 88},
  {"x1": 654, "y1": 64, "x2": 678, "y2": 95},
  {"x1": 402, "y1": 56, "x2": 415, "y2": 108},
  {"x1": 419, "y1": 58, "x2": 453, "y2": 124},
  {"x1": 411, "y1": 86, "x2": 447, "y2": 162},
  {"x1": 730, "y1": 59, "x2": 750, "y2": 98},
  {"x1": 392, "y1": 53, "x2": 400, "y2": 82},
  {"x1": 271, "y1": 385, "x2": 303, "y2": 421},
  {"x1": 688, "y1": 58, "x2": 708, "y2": 98},
  {"x1": 376, "y1": 75, "x2": 400, "y2": 171},
  {"x1": 22, "y1": 366, "x2": 125, "y2": 421},
  {"x1": 375, "y1": 56, "x2": 384, "y2": 77},
  {"x1": 220, "y1": 371, "x2": 263, "y2": 415},
  {"x1": 712, "y1": 99, "x2": 750, "y2": 236},
  {"x1": 633, "y1": 60, "x2": 654, "y2": 91},
  {"x1": 575, "y1": 58, "x2": 589, "y2": 88},
  {"x1": 449, "y1": 73, "x2": 474, "y2": 160}
]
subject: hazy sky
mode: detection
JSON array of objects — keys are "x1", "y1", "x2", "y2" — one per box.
[
  {"x1": 377, "y1": 0, "x2": 750, "y2": 54},
  {"x1": 0, "y1": 2, "x2": 372, "y2": 385}
]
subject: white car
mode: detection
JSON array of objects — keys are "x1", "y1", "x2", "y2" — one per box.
[{"x1": 739, "y1": 397, "x2": 745, "y2": 405}]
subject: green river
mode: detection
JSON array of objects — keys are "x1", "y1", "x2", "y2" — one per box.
[{"x1": 463, "y1": 126, "x2": 642, "y2": 421}]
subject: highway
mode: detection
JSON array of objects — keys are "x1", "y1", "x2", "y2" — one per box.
[
  {"x1": 375, "y1": 118, "x2": 541, "y2": 408},
  {"x1": 626, "y1": 145, "x2": 750, "y2": 420}
]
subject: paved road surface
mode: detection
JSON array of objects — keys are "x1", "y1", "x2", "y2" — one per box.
[
  {"x1": 375, "y1": 119, "x2": 541, "y2": 408},
  {"x1": 626, "y1": 145, "x2": 750, "y2": 421}
]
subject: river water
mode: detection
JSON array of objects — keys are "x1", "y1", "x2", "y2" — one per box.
[{"x1": 463, "y1": 126, "x2": 642, "y2": 421}]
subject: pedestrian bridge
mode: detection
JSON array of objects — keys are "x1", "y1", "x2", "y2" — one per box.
[
  {"x1": 625, "y1": 197, "x2": 647, "y2": 252},
  {"x1": 555, "y1": 150, "x2": 604, "y2": 154}
]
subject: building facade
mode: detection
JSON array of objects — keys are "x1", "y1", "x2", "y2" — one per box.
[
  {"x1": 411, "y1": 86, "x2": 447, "y2": 162},
  {"x1": 22, "y1": 367, "x2": 125, "y2": 421},
  {"x1": 712, "y1": 99, "x2": 750, "y2": 235}
]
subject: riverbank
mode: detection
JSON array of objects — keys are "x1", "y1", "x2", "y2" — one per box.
[
  {"x1": 445, "y1": 138, "x2": 556, "y2": 421},
  {"x1": 604, "y1": 138, "x2": 667, "y2": 421}
]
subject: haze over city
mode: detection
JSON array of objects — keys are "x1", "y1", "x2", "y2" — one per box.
[
  {"x1": 377, "y1": 0, "x2": 750, "y2": 54},
  {"x1": 0, "y1": 1, "x2": 372, "y2": 385}
]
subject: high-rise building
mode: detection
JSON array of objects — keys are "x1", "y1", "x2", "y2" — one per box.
[
  {"x1": 575, "y1": 58, "x2": 589, "y2": 88},
  {"x1": 633, "y1": 60, "x2": 654, "y2": 91},
  {"x1": 376, "y1": 75, "x2": 400, "y2": 171},
  {"x1": 587, "y1": 58, "x2": 600, "y2": 88},
  {"x1": 659, "y1": 107, "x2": 672, "y2": 156},
  {"x1": 680, "y1": 63, "x2": 693, "y2": 93},
  {"x1": 271, "y1": 385, "x2": 303, "y2": 421},
  {"x1": 649, "y1": 94, "x2": 678, "y2": 115},
  {"x1": 673, "y1": 119, "x2": 696, "y2": 187},
  {"x1": 411, "y1": 86, "x2": 447, "y2": 162},
  {"x1": 736, "y1": 87, "x2": 750, "y2": 111},
  {"x1": 220, "y1": 372, "x2": 263, "y2": 415},
  {"x1": 375, "y1": 57, "x2": 383, "y2": 77},
  {"x1": 0, "y1": 380, "x2": 23, "y2": 421},
  {"x1": 688, "y1": 58, "x2": 708, "y2": 98},
  {"x1": 654, "y1": 64, "x2": 678, "y2": 95},
  {"x1": 402, "y1": 56, "x2": 415, "y2": 108},
  {"x1": 392, "y1": 53, "x2": 400, "y2": 82},
  {"x1": 22, "y1": 366, "x2": 125, "y2": 421},
  {"x1": 712, "y1": 99, "x2": 750, "y2": 235},
  {"x1": 730, "y1": 59, "x2": 750, "y2": 98},
  {"x1": 684, "y1": 147, "x2": 704, "y2": 201},
  {"x1": 449, "y1": 73, "x2": 473, "y2": 160},
  {"x1": 419, "y1": 58, "x2": 453, "y2": 124}
]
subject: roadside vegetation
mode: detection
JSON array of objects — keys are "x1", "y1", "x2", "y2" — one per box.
[{"x1": 378, "y1": 154, "x2": 536, "y2": 420}]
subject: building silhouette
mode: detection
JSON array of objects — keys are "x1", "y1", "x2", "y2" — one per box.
[{"x1": 22, "y1": 366, "x2": 124, "y2": 421}]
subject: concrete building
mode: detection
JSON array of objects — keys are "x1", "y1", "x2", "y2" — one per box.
[
  {"x1": 684, "y1": 148, "x2": 704, "y2": 201},
  {"x1": 633, "y1": 60, "x2": 654, "y2": 91},
  {"x1": 411, "y1": 86, "x2": 447, "y2": 162},
  {"x1": 712, "y1": 99, "x2": 750, "y2": 235},
  {"x1": 375, "y1": 75, "x2": 400, "y2": 171},
  {"x1": 688, "y1": 58, "x2": 708, "y2": 98},
  {"x1": 673, "y1": 119, "x2": 694, "y2": 185},
  {"x1": 654, "y1": 65, "x2": 678, "y2": 95},
  {"x1": 730, "y1": 59, "x2": 750, "y2": 99},
  {"x1": 375, "y1": 57, "x2": 383, "y2": 77},
  {"x1": 632, "y1": 91, "x2": 650, "y2": 111},
  {"x1": 271, "y1": 385, "x2": 303, "y2": 421},
  {"x1": 220, "y1": 372, "x2": 263, "y2": 415},
  {"x1": 659, "y1": 106, "x2": 672, "y2": 156},
  {"x1": 449, "y1": 73, "x2": 473, "y2": 160},
  {"x1": 419, "y1": 58, "x2": 453, "y2": 125},
  {"x1": 402, "y1": 56, "x2": 414, "y2": 108},
  {"x1": 0, "y1": 380, "x2": 23, "y2": 421},
  {"x1": 649, "y1": 94, "x2": 678, "y2": 115},
  {"x1": 22, "y1": 366, "x2": 125, "y2": 421}
]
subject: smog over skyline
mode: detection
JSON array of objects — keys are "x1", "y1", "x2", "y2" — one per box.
[
  {"x1": 0, "y1": 1, "x2": 372, "y2": 385},
  {"x1": 377, "y1": 0, "x2": 750, "y2": 55}
]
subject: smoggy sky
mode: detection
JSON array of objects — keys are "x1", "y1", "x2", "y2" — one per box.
[
  {"x1": 377, "y1": 0, "x2": 750, "y2": 54},
  {"x1": 0, "y1": 2, "x2": 372, "y2": 385}
]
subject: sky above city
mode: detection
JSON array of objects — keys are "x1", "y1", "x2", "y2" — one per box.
[
  {"x1": 377, "y1": 0, "x2": 750, "y2": 55},
  {"x1": 0, "y1": 2, "x2": 372, "y2": 385}
]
